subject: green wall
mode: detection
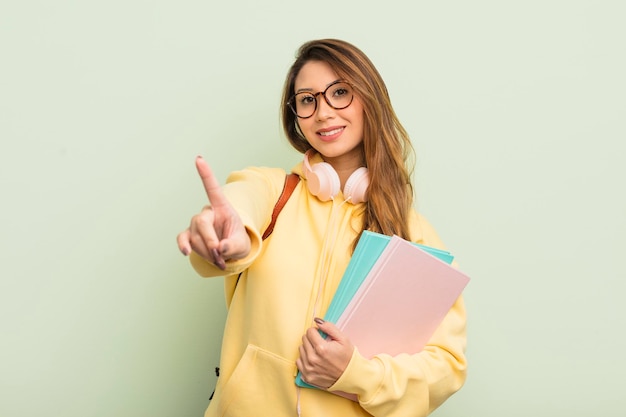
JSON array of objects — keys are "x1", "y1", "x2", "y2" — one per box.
[{"x1": 1, "y1": 1, "x2": 625, "y2": 416}]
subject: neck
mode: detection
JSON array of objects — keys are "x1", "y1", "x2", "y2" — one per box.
[{"x1": 323, "y1": 150, "x2": 365, "y2": 190}]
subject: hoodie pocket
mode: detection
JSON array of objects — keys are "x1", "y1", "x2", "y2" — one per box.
[{"x1": 216, "y1": 344, "x2": 297, "y2": 417}]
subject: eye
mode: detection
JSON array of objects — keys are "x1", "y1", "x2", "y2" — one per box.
[
  {"x1": 297, "y1": 94, "x2": 315, "y2": 106},
  {"x1": 331, "y1": 85, "x2": 351, "y2": 97}
]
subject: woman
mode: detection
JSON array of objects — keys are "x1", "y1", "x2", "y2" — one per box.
[{"x1": 177, "y1": 39, "x2": 467, "y2": 417}]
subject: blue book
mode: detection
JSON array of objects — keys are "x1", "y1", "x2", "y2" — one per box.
[{"x1": 295, "y1": 231, "x2": 454, "y2": 389}]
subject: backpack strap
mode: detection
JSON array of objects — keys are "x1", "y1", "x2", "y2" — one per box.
[{"x1": 262, "y1": 173, "x2": 300, "y2": 240}]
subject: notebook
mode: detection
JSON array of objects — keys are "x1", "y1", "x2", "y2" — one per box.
[
  {"x1": 335, "y1": 235, "x2": 470, "y2": 358},
  {"x1": 295, "y1": 232, "x2": 469, "y2": 393}
]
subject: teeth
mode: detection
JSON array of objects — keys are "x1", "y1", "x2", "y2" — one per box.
[{"x1": 319, "y1": 127, "x2": 343, "y2": 136}]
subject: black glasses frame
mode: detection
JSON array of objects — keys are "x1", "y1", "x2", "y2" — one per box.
[{"x1": 287, "y1": 80, "x2": 355, "y2": 119}]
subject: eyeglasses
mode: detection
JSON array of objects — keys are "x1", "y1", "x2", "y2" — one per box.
[{"x1": 287, "y1": 80, "x2": 355, "y2": 119}]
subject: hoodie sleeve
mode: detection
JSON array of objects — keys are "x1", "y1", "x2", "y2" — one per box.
[{"x1": 327, "y1": 212, "x2": 468, "y2": 416}]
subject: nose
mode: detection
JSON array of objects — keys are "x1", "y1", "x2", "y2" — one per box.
[{"x1": 315, "y1": 94, "x2": 334, "y2": 120}]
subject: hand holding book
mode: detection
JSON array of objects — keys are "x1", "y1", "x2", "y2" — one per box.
[
  {"x1": 296, "y1": 317, "x2": 355, "y2": 389},
  {"x1": 295, "y1": 231, "x2": 470, "y2": 395}
]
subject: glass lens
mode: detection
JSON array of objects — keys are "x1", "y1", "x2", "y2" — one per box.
[
  {"x1": 325, "y1": 82, "x2": 353, "y2": 110},
  {"x1": 293, "y1": 92, "x2": 317, "y2": 118}
]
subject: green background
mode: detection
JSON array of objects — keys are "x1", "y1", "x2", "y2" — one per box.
[{"x1": 1, "y1": 1, "x2": 625, "y2": 416}]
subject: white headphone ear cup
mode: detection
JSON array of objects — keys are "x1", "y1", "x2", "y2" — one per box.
[
  {"x1": 308, "y1": 162, "x2": 340, "y2": 201},
  {"x1": 343, "y1": 167, "x2": 369, "y2": 204}
]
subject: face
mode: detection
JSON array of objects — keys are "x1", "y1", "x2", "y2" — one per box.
[{"x1": 293, "y1": 61, "x2": 365, "y2": 167}]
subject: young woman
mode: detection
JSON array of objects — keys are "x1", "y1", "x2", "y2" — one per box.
[{"x1": 177, "y1": 39, "x2": 467, "y2": 417}]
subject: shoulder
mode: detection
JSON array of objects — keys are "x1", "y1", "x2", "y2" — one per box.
[
  {"x1": 408, "y1": 210, "x2": 447, "y2": 251},
  {"x1": 225, "y1": 166, "x2": 290, "y2": 195}
]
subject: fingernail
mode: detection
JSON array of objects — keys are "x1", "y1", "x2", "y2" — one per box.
[
  {"x1": 214, "y1": 259, "x2": 226, "y2": 270},
  {"x1": 314, "y1": 317, "x2": 325, "y2": 325},
  {"x1": 211, "y1": 248, "x2": 226, "y2": 270},
  {"x1": 180, "y1": 247, "x2": 190, "y2": 256}
]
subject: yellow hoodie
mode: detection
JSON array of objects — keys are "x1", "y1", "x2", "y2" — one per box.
[{"x1": 190, "y1": 157, "x2": 467, "y2": 417}]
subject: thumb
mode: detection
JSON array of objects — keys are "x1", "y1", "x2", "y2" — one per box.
[{"x1": 314, "y1": 318, "x2": 344, "y2": 341}]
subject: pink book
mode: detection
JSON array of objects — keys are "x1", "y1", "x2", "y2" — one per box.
[{"x1": 335, "y1": 235, "x2": 470, "y2": 359}]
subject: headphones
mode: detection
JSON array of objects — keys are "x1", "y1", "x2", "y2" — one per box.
[{"x1": 303, "y1": 149, "x2": 369, "y2": 204}]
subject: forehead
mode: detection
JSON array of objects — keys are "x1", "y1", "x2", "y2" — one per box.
[{"x1": 294, "y1": 61, "x2": 340, "y2": 91}]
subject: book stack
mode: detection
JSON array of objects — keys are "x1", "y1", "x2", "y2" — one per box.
[{"x1": 295, "y1": 231, "x2": 470, "y2": 393}]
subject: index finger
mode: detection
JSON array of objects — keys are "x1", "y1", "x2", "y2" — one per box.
[{"x1": 195, "y1": 156, "x2": 228, "y2": 208}]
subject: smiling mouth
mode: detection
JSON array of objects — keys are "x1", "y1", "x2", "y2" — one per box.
[{"x1": 318, "y1": 127, "x2": 344, "y2": 137}]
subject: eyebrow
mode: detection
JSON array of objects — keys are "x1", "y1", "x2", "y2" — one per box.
[{"x1": 295, "y1": 79, "x2": 342, "y2": 94}]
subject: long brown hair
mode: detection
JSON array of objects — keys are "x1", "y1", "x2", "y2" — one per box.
[{"x1": 280, "y1": 39, "x2": 415, "y2": 247}]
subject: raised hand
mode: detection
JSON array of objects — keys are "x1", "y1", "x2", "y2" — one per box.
[{"x1": 177, "y1": 156, "x2": 251, "y2": 269}]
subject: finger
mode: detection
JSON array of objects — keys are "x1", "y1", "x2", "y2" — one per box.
[
  {"x1": 195, "y1": 156, "x2": 229, "y2": 208},
  {"x1": 211, "y1": 248, "x2": 226, "y2": 270},
  {"x1": 188, "y1": 234, "x2": 226, "y2": 270},
  {"x1": 301, "y1": 332, "x2": 317, "y2": 357},
  {"x1": 306, "y1": 325, "x2": 326, "y2": 347},
  {"x1": 187, "y1": 212, "x2": 226, "y2": 269},
  {"x1": 176, "y1": 229, "x2": 192, "y2": 256},
  {"x1": 188, "y1": 230, "x2": 211, "y2": 260},
  {"x1": 305, "y1": 328, "x2": 331, "y2": 359},
  {"x1": 217, "y1": 237, "x2": 247, "y2": 261},
  {"x1": 297, "y1": 344, "x2": 315, "y2": 375},
  {"x1": 296, "y1": 356, "x2": 304, "y2": 373},
  {"x1": 189, "y1": 225, "x2": 221, "y2": 263},
  {"x1": 189, "y1": 207, "x2": 220, "y2": 250},
  {"x1": 314, "y1": 318, "x2": 341, "y2": 341}
]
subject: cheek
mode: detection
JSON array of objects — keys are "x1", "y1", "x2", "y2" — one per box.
[
  {"x1": 297, "y1": 120, "x2": 316, "y2": 140},
  {"x1": 298, "y1": 119, "x2": 314, "y2": 132},
  {"x1": 350, "y1": 110, "x2": 365, "y2": 134},
  {"x1": 349, "y1": 101, "x2": 365, "y2": 129}
]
